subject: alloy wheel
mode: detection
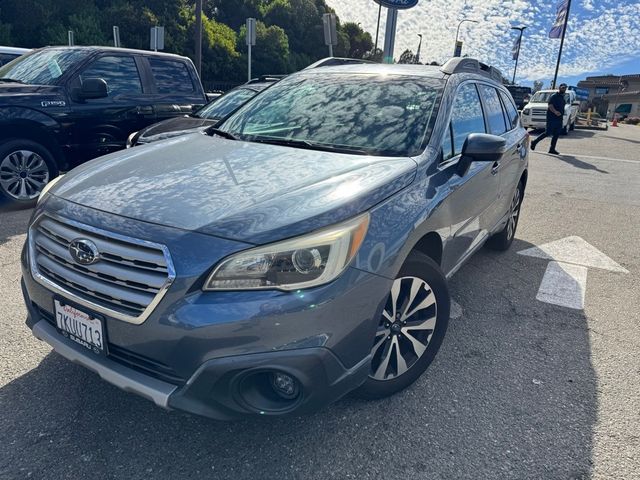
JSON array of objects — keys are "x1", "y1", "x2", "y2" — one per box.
[
  {"x1": 370, "y1": 276, "x2": 437, "y2": 381},
  {"x1": 0, "y1": 150, "x2": 50, "y2": 200},
  {"x1": 506, "y1": 187, "x2": 521, "y2": 241}
]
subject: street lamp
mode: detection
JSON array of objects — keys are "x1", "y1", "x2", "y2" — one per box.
[
  {"x1": 415, "y1": 34, "x2": 423, "y2": 64},
  {"x1": 511, "y1": 26, "x2": 527, "y2": 84},
  {"x1": 453, "y1": 19, "x2": 478, "y2": 57}
]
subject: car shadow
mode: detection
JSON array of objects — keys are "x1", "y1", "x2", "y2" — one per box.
[
  {"x1": 600, "y1": 135, "x2": 640, "y2": 145},
  {"x1": 0, "y1": 239, "x2": 597, "y2": 479}
]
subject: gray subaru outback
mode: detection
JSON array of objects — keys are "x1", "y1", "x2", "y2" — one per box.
[{"x1": 22, "y1": 58, "x2": 529, "y2": 420}]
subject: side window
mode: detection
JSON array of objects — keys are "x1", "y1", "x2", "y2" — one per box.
[
  {"x1": 499, "y1": 91, "x2": 520, "y2": 130},
  {"x1": 80, "y1": 56, "x2": 142, "y2": 96},
  {"x1": 451, "y1": 83, "x2": 486, "y2": 155},
  {"x1": 441, "y1": 123, "x2": 454, "y2": 161},
  {"x1": 148, "y1": 58, "x2": 195, "y2": 94},
  {"x1": 478, "y1": 85, "x2": 507, "y2": 135},
  {"x1": 0, "y1": 53, "x2": 20, "y2": 66}
]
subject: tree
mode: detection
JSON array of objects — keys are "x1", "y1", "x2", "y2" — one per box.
[
  {"x1": 238, "y1": 20, "x2": 290, "y2": 77},
  {"x1": 339, "y1": 22, "x2": 372, "y2": 59},
  {"x1": 398, "y1": 49, "x2": 416, "y2": 64},
  {"x1": 532, "y1": 80, "x2": 543, "y2": 93}
]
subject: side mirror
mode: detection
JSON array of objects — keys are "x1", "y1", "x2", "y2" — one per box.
[
  {"x1": 79, "y1": 78, "x2": 108, "y2": 99},
  {"x1": 457, "y1": 133, "x2": 506, "y2": 176}
]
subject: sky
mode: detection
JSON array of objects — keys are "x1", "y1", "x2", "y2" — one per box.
[{"x1": 325, "y1": 0, "x2": 640, "y2": 87}]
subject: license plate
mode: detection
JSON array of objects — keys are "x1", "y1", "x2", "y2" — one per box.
[{"x1": 54, "y1": 300, "x2": 105, "y2": 355}]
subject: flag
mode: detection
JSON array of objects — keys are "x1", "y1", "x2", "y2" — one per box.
[
  {"x1": 549, "y1": 0, "x2": 569, "y2": 38},
  {"x1": 512, "y1": 35, "x2": 521, "y2": 60}
]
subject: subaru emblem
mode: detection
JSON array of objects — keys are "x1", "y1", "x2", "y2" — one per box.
[{"x1": 69, "y1": 238, "x2": 100, "y2": 265}]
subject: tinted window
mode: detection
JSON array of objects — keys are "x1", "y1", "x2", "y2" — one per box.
[
  {"x1": 499, "y1": 91, "x2": 520, "y2": 130},
  {"x1": 0, "y1": 48, "x2": 87, "y2": 85},
  {"x1": 80, "y1": 56, "x2": 142, "y2": 96},
  {"x1": 148, "y1": 58, "x2": 194, "y2": 94},
  {"x1": 441, "y1": 124, "x2": 454, "y2": 161},
  {"x1": 197, "y1": 87, "x2": 258, "y2": 120},
  {"x1": 221, "y1": 73, "x2": 444, "y2": 157},
  {"x1": 478, "y1": 85, "x2": 507, "y2": 135},
  {"x1": 451, "y1": 83, "x2": 486, "y2": 155},
  {"x1": 0, "y1": 53, "x2": 20, "y2": 67}
]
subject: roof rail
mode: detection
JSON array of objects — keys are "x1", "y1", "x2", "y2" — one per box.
[
  {"x1": 441, "y1": 57, "x2": 505, "y2": 83},
  {"x1": 246, "y1": 75, "x2": 287, "y2": 84}
]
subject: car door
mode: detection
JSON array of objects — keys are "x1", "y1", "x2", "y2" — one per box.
[
  {"x1": 143, "y1": 56, "x2": 206, "y2": 123},
  {"x1": 66, "y1": 54, "x2": 155, "y2": 163},
  {"x1": 438, "y1": 82, "x2": 501, "y2": 273},
  {"x1": 498, "y1": 89, "x2": 526, "y2": 218},
  {"x1": 477, "y1": 84, "x2": 520, "y2": 229}
]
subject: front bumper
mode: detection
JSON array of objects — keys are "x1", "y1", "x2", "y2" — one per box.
[{"x1": 25, "y1": 289, "x2": 372, "y2": 420}]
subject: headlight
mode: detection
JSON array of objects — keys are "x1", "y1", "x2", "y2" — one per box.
[
  {"x1": 37, "y1": 175, "x2": 63, "y2": 204},
  {"x1": 126, "y1": 131, "x2": 139, "y2": 148},
  {"x1": 204, "y1": 214, "x2": 370, "y2": 291},
  {"x1": 522, "y1": 108, "x2": 530, "y2": 115}
]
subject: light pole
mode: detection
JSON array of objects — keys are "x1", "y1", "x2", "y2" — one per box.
[
  {"x1": 374, "y1": 3, "x2": 382, "y2": 61},
  {"x1": 511, "y1": 26, "x2": 527, "y2": 84},
  {"x1": 415, "y1": 34, "x2": 422, "y2": 64},
  {"x1": 453, "y1": 19, "x2": 478, "y2": 57}
]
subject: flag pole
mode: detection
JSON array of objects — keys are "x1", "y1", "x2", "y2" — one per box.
[{"x1": 552, "y1": 0, "x2": 572, "y2": 89}]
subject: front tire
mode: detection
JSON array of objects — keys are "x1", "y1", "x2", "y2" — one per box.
[
  {"x1": 354, "y1": 252, "x2": 450, "y2": 400},
  {"x1": 0, "y1": 139, "x2": 58, "y2": 210}
]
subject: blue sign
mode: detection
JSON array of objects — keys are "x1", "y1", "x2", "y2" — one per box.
[
  {"x1": 374, "y1": 0, "x2": 419, "y2": 9},
  {"x1": 569, "y1": 87, "x2": 590, "y2": 101}
]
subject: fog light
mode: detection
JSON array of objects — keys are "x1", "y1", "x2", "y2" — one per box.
[{"x1": 270, "y1": 372, "x2": 300, "y2": 399}]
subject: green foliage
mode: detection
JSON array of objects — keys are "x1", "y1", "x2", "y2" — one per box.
[{"x1": 0, "y1": 0, "x2": 376, "y2": 83}]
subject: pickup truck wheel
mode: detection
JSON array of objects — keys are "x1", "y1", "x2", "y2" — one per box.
[
  {"x1": 561, "y1": 124, "x2": 569, "y2": 135},
  {"x1": 354, "y1": 252, "x2": 450, "y2": 400},
  {"x1": 569, "y1": 121, "x2": 575, "y2": 131},
  {"x1": 0, "y1": 139, "x2": 58, "y2": 207},
  {"x1": 486, "y1": 182, "x2": 523, "y2": 251}
]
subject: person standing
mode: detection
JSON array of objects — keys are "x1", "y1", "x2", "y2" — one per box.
[{"x1": 531, "y1": 83, "x2": 567, "y2": 155}]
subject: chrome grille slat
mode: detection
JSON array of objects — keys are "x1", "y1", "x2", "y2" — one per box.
[
  {"x1": 39, "y1": 218, "x2": 167, "y2": 268},
  {"x1": 34, "y1": 234, "x2": 167, "y2": 291},
  {"x1": 29, "y1": 214, "x2": 175, "y2": 324},
  {"x1": 37, "y1": 254, "x2": 156, "y2": 307}
]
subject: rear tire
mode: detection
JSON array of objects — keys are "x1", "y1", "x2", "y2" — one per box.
[
  {"x1": 486, "y1": 182, "x2": 523, "y2": 251},
  {"x1": 0, "y1": 139, "x2": 58, "y2": 210},
  {"x1": 354, "y1": 252, "x2": 450, "y2": 400}
]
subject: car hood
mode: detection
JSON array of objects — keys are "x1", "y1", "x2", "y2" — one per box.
[
  {"x1": 137, "y1": 116, "x2": 217, "y2": 144},
  {"x1": 50, "y1": 134, "x2": 417, "y2": 244},
  {"x1": 0, "y1": 83, "x2": 65, "y2": 103}
]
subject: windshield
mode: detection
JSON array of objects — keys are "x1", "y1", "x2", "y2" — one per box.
[
  {"x1": 0, "y1": 48, "x2": 86, "y2": 85},
  {"x1": 196, "y1": 87, "x2": 259, "y2": 120},
  {"x1": 219, "y1": 73, "x2": 444, "y2": 157}
]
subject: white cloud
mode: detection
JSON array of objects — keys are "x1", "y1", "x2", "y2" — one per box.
[{"x1": 326, "y1": 0, "x2": 640, "y2": 82}]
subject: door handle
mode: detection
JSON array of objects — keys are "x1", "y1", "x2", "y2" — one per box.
[{"x1": 491, "y1": 162, "x2": 500, "y2": 175}]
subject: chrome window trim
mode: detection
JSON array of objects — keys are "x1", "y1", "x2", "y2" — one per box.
[{"x1": 28, "y1": 212, "x2": 176, "y2": 325}]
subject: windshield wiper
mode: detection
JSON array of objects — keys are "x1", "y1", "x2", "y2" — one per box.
[
  {"x1": 0, "y1": 78, "x2": 25, "y2": 84},
  {"x1": 247, "y1": 137, "x2": 370, "y2": 155},
  {"x1": 205, "y1": 127, "x2": 238, "y2": 140}
]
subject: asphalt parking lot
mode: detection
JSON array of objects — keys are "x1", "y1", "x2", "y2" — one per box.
[{"x1": 1, "y1": 125, "x2": 638, "y2": 479}]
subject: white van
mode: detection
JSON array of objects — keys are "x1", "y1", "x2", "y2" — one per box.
[{"x1": 520, "y1": 89, "x2": 579, "y2": 134}]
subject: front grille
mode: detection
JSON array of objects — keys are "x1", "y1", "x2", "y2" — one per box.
[
  {"x1": 37, "y1": 305, "x2": 184, "y2": 385},
  {"x1": 29, "y1": 214, "x2": 174, "y2": 324},
  {"x1": 532, "y1": 108, "x2": 547, "y2": 116}
]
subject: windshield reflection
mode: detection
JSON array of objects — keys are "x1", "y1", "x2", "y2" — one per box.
[
  {"x1": 0, "y1": 48, "x2": 86, "y2": 85},
  {"x1": 220, "y1": 73, "x2": 444, "y2": 157}
]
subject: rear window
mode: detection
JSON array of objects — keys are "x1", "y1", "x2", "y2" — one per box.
[{"x1": 148, "y1": 58, "x2": 194, "y2": 94}]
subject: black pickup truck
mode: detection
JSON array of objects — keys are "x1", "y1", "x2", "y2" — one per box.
[{"x1": 0, "y1": 46, "x2": 206, "y2": 209}]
